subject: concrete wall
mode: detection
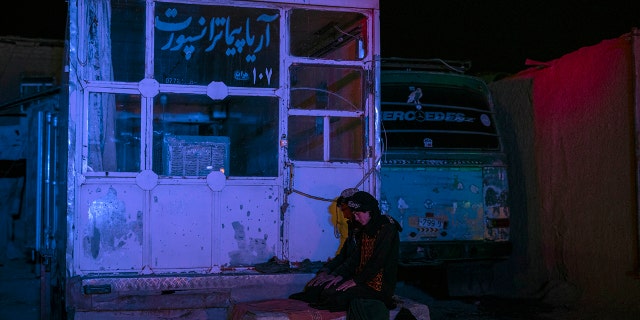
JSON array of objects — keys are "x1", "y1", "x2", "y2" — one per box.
[{"x1": 489, "y1": 31, "x2": 640, "y2": 314}]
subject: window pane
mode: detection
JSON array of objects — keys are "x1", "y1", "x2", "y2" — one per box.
[
  {"x1": 111, "y1": 0, "x2": 146, "y2": 82},
  {"x1": 288, "y1": 116, "x2": 364, "y2": 162},
  {"x1": 290, "y1": 65, "x2": 363, "y2": 111},
  {"x1": 329, "y1": 117, "x2": 363, "y2": 161},
  {"x1": 381, "y1": 83, "x2": 500, "y2": 150},
  {"x1": 288, "y1": 116, "x2": 323, "y2": 161},
  {"x1": 290, "y1": 9, "x2": 366, "y2": 60},
  {"x1": 153, "y1": 94, "x2": 278, "y2": 177},
  {"x1": 87, "y1": 93, "x2": 141, "y2": 172},
  {"x1": 154, "y1": 3, "x2": 280, "y2": 87}
]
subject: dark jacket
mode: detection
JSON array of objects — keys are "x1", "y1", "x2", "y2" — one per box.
[
  {"x1": 332, "y1": 214, "x2": 402, "y2": 304},
  {"x1": 320, "y1": 219, "x2": 360, "y2": 274}
]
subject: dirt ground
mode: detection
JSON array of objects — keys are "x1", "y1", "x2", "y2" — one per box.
[
  {"x1": 0, "y1": 258, "x2": 40, "y2": 320},
  {"x1": 395, "y1": 275, "x2": 637, "y2": 320},
  {"x1": 1, "y1": 257, "x2": 637, "y2": 320}
]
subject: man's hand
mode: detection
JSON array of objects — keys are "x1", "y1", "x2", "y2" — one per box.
[
  {"x1": 324, "y1": 275, "x2": 344, "y2": 288},
  {"x1": 336, "y1": 279, "x2": 356, "y2": 291},
  {"x1": 308, "y1": 272, "x2": 333, "y2": 287}
]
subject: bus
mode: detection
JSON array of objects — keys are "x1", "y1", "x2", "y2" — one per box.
[{"x1": 379, "y1": 58, "x2": 511, "y2": 295}]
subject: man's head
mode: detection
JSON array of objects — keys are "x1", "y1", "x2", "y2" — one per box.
[
  {"x1": 346, "y1": 191, "x2": 380, "y2": 226},
  {"x1": 337, "y1": 188, "x2": 359, "y2": 219}
]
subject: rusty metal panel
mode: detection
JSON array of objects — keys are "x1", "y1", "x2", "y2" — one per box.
[
  {"x1": 218, "y1": 185, "x2": 280, "y2": 267},
  {"x1": 77, "y1": 183, "x2": 145, "y2": 273},
  {"x1": 150, "y1": 184, "x2": 213, "y2": 270}
]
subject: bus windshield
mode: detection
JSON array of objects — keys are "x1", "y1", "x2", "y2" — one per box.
[{"x1": 381, "y1": 74, "x2": 501, "y2": 151}]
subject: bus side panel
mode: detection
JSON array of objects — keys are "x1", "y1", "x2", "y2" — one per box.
[
  {"x1": 380, "y1": 164, "x2": 511, "y2": 264},
  {"x1": 482, "y1": 166, "x2": 510, "y2": 242},
  {"x1": 380, "y1": 166, "x2": 485, "y2": 242}
]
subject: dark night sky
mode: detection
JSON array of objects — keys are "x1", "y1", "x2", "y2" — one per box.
[
  {"x1": 2, "y1": 1, "x2": 638, "y2": 74},
  {"x1": 0, "y1": 2, "x2": 68, "y2": 39},
  {"x1": 380, "y1": 0, "x2": 639, "y2": 74}
]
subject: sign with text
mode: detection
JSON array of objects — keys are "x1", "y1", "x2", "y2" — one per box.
[{"x1": 154, "y1": 3, "x2": 280, "y2": 87}]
